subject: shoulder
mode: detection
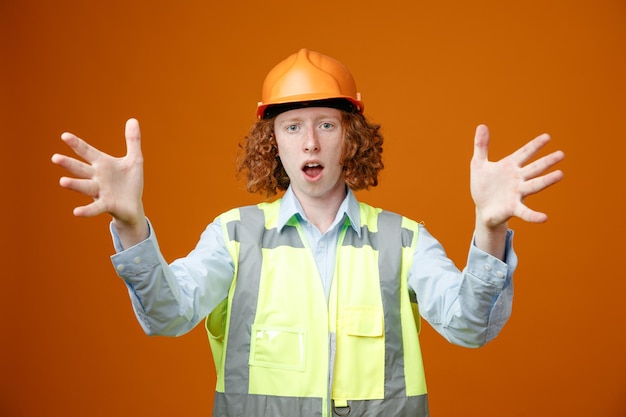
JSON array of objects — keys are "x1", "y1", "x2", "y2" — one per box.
[
  {"x1": 357, "y1": 202, "x2": 421, "y2": 232},
  {"x1": 216, "y1": 200, "x2": 280, "y2": 222}
]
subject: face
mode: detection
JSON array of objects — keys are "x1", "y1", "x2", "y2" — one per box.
[{"x1": 274, "y1": 107, "x2": 346, "y2": 204}]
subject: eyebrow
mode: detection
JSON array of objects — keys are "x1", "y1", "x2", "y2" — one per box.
[{"x1": 278, "y1": 113, "x2": 342, "y2": 124}]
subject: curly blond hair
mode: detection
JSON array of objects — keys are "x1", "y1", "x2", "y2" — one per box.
[{"x1": 237, "y1": 111, "x2": 384, "y2": 197}]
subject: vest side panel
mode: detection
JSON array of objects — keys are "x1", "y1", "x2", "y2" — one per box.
[
  {"x1": 248, "y1": 239, "x2": 329, "y2": 398},
  {"x1": 222, "y1": 205, "x2": 266, "y2": 395},
  {"x1": 332, "y1": 238, "x2": 385, "y2": 400},
  {"x1": 216, "y1": 201, "x2": 330, "y2": 403},
  {"x1": 331, "y1": 203, "x2": 428, "y2": 405}
]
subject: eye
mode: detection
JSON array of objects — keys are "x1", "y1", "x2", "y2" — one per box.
[
  {"x1": 320, "y1": 122, "x2": 334, "y2": 130},
  {"x1": 286, "y1": 124, "x2": 299, "y2": 132}
]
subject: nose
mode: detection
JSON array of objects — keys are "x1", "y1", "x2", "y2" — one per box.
[{"x1": 303, "y1": 126, "x2": 320, "y2": 153}]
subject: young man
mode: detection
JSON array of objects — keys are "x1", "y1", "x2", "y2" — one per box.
[{"x1": 52, "y1": 49, "x2": 564, "y2": 417}]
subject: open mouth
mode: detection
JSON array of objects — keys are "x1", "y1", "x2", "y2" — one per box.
[{"x1": 302, "y1": 162, "x2": 324, "y2": 179}]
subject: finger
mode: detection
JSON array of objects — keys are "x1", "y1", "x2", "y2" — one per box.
[
  {"x1": 51, "y1": 153, "x2": 94, "y2": 179},
  {"x1": 125, "y1": 118, "x2": 142, "y2": 158},
  {"x1": 60, "y1": 132, "x2": 104, "y2": 164},
  {"x1": 511, "y1": 133, "x2": 552, "y2": 165},
  {"x1": 522, "y1": 150, "x2": 565, "y2": 180},
  {"x1": 73, "y1": 200, "x2": 108, "y2": 218},
  {"x1": 522, "y1": 169, "x2": 565, "y2": 196},
  {"x1": 59, "y1": 177, "x2": 100, "y2": 197},
  {"x1": 472, "y1": 124, "x2": 490, "y2": 162},
  {"x1": 514, "y1": 203, "x2": 549, "y2": 223}
]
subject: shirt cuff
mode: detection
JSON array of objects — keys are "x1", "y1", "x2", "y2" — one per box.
[
  {"x1": 466, "y1": 229, "x2": 517, "y2": 289},
  {"x1": 109, "y1": 218, "x2": 162, "y2": 279}
]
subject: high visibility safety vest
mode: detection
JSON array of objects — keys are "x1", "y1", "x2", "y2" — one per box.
[{"x1": 206, "y1": 199, "x2": 429, "y2": 417}]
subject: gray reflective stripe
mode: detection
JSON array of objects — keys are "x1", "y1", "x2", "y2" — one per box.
[
  {"x1": 223, "y1": 205, "x2": 265, "y2": 394},
  {"x1": 377, "y1": 211, "x2": 409, "y2": 398},
  {"x1": 214, "y1": 393, "x2": 428, "y2": 417},
  {"x1": 341, "y1": 219, "x2": 413, "y2": 251},
  {"x1": 332, "y1": 395, "x2": 429, "y2": 417},
  {"x1": 226, "y1": 216, "x2": 305, "y2": 249},
  {"x1": 341, "y1": 224, "x2": 378, "y2": 248},
  {"x1": 263, "y1": 224, "x2": 305, "y2": 249},
  {"x1": 214, "y1": 392, "x2": 323, "y2": 417}
]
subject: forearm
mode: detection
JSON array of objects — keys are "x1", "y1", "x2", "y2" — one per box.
[
  {"x1": 410, "y1": 226, "x2": 516, "y2": 347},
  {"x1": 109, "y1": 220, "x2": 234, "y2": 336},
  {"x1": 446, "y1": 244, "x2": 515, "y2": 346},
  {"x1": 111, "y1": 232, "x2": 201, "y2": 336}
]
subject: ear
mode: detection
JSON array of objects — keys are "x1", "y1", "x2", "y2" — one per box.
[{"x1": 271, "y1": 133, "x2": 279, "y2": 157}]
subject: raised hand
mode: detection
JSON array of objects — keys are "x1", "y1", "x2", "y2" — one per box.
[
  {"x1": 471, "y1": 124, "x2": 565, "y2": 228},
  {"x1": 51, "y1": 118, "x2": 148, "y2": 246},
  {"x1": 470, "y1": 125, "x2": 564, "y2": 259}
]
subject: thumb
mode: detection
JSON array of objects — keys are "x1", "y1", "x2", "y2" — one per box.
[
  {"x1": 472, "y1": 124, "x2": 490, "y2": 163},
  {"x1": 125, "y1": 118, "x2": 142, "y2": 158}
]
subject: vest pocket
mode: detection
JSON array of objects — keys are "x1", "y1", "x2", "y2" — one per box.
[
  {"x1": 343, "y1": 306, "x2": 384, "y2": 337},
  {"x1": 334, "y1": 307, "x2": 385, "y2": 399},
  {"x1": 249, "y1": 325, "x2": 307, "y2": 372}
]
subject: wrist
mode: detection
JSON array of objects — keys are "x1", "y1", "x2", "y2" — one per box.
[
  {"x1": 112, "y1": 215, "x2": 149, "y2": 248},
  {"x1": 475, "y1": 206, "x2": 509, "y2": 231},
  {"x1": 474, "y1": 208, "x2": 508, "y2": 260}
]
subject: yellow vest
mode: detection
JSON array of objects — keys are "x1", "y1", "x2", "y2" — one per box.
[{"x1": 206, "y1": 200, "x2": 428, "y2": 416}]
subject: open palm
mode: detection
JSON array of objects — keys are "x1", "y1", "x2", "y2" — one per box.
[
  {"x1": 52, "y1": 118, "x2": 145, "y2": 227},
  {"x1": 470, "y1": 124, "x2": 565, "y2": 229}
]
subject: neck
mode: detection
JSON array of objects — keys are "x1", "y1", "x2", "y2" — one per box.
[{"x1": 295, "y1": 186, "x2": 347, "y2": 233}]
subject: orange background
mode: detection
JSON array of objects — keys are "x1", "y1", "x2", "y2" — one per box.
[{"x1": 2, "y1": 0, "x2": 625, "y2": 416}]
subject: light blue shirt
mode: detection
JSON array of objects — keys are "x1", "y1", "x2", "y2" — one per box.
[{"x1": 111, "y1": 187, "x2": 516, "y2": 347}]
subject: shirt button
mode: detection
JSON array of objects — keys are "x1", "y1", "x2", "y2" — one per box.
[
  {"x1": 319, "y1": 241, "x2": 326, "y2": 248},
  {"x1": 133, "y1": 257, "x2": 141, "y2": 264},
  {"x1": 484, "y1": 264, "x2": 492, "y2": 272},
  {"x1": 116, "y1": 264, "x2": 125, "y2": 272},
  {"x1": 496, "y1": 271, "x2": 505, "y2": 278}
]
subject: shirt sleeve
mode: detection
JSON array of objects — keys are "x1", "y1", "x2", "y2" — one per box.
[
  {"x1": 109, "y1": 218, "x2": 235, "y2": 337},
  {"x1": 408, "y1": 224, "x2": 517, "y2": 348}
]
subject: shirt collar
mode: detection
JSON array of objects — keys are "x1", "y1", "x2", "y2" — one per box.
[{"x1": 277, "y1": 186, "x2": 362, "y2": 237}]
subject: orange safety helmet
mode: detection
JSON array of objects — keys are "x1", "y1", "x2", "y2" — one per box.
[{"x1": 257, "y1": 48, "x2": 364, "y2": 119}]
